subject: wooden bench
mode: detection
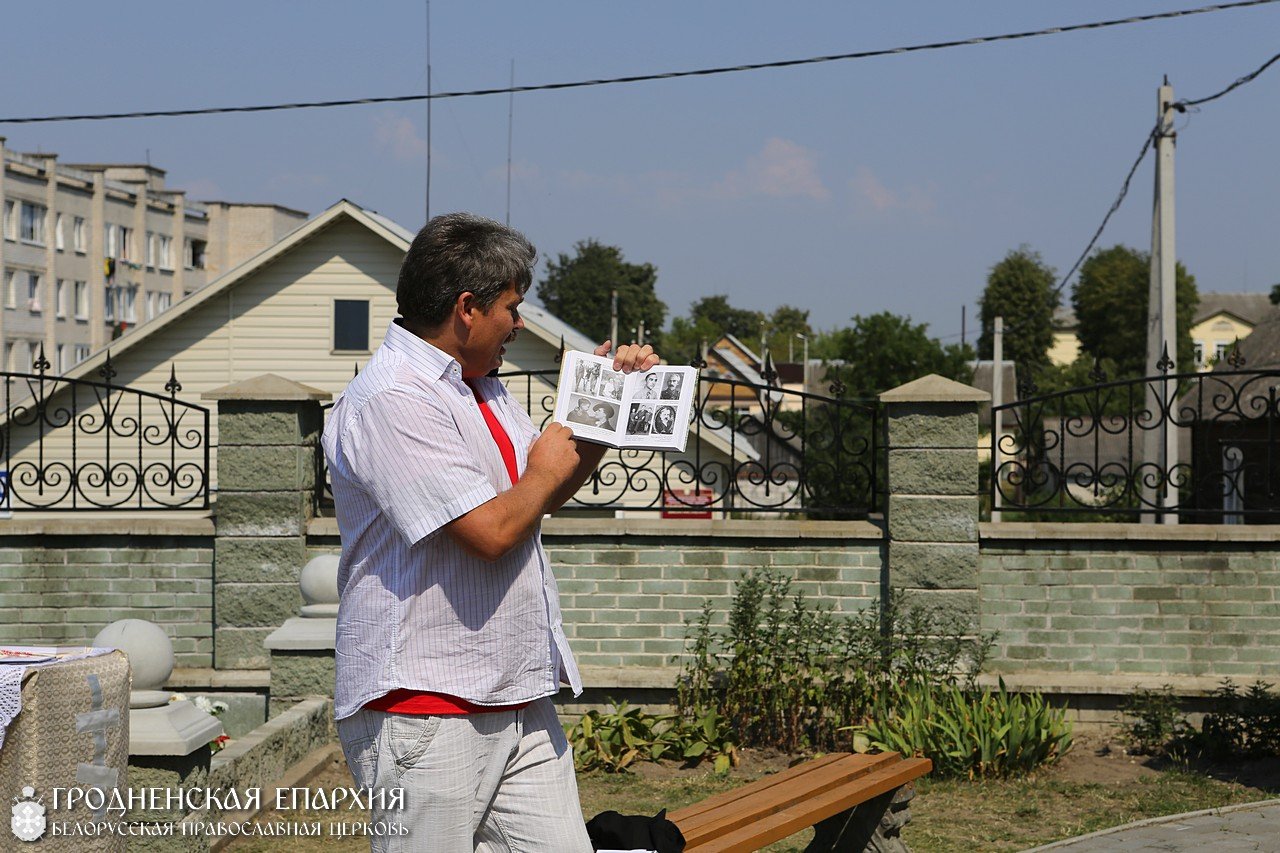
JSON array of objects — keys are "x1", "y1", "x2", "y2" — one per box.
[{"x1": 669, "y1": 751, "x2": 931, "y2": 853}]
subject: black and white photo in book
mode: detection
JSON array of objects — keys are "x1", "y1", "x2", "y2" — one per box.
[
  {"x1": 626, "y1": 403, "x2": 654, "y2": 436},
  {"x1": 652, "y1": 404, "x2": 677, "y2": 435},
  {"x1": 572, "y1": 360, "x2": 601, "y2": 396},
  {"x1": 635, "y1": 372, "x2": 661, "y2": 400},
  {"x1": 659, "y1": 373, "x2": 684, "y2": 400},
  {"x1": 565, "y1": 395, "x2": 599, "y2": 426},
  {"x1": 597, "y1": 369, "x2": 624, "y2": 401}
]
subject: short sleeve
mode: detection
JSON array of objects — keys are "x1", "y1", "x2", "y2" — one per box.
[{"x1": 341, "y1": 389, "x2": 497, "y2": 546}]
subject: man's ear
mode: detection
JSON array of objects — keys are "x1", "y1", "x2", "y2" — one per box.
[{"x1": 455, "y1": 291, "x2": 479, "y2": 330}]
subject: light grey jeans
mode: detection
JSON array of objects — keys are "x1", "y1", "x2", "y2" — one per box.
[{"x1": 337, "y1": 697, "x2": 592, "y2": 853}]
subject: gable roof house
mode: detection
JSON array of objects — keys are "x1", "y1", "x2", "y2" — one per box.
[{"x1": 7, "y1": 201, "x2": 749, "y2": 514}]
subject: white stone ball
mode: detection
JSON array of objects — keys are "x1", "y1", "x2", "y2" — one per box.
[
  {"x1": 93, "y1": 619, "x2": 174, "y2": 691},
  {"x1": 299, "y1": 555, "x2": 340, "y2": 606}
]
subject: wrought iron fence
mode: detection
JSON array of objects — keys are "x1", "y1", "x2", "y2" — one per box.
[
  {"x1": 318, "y1": 366, "x2": 882, "y2": 518},
  {"x1": 992, "y1": 355, "x2": 1280, "y2": 521},
  {"x1": 0, "y1": 350, "x2": 209, "y2": 511}
]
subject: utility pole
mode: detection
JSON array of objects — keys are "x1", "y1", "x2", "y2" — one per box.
[
  {"x1": 609, "y1": 289, "x2": 618, "y2": 354},
  {"x1": 992, "y1": 316, "x2": 1004, "y2": 523},
  {"x1": 1142, "y1": 78, "x2": 1179, "y2": 524},
  {"x1": 795, "y1": 333, "x2": 809, "y2": 393}
]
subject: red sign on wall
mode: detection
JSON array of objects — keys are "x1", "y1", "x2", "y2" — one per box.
[{"x1": 662, "y1": 488, "x2": 713, "y2": 519}]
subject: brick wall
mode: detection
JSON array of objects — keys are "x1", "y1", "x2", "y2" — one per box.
[
  {"x1": 307, "y1": 516, "x2": 886, "y2": 686},
  {"x1": 0, "y1": 518, "x2": 214, "y2": 666},
  {"x1": 982, "y1": 523, "x2": 1280, "y2": 681}
]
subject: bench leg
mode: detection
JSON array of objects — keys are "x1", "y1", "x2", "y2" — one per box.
[{"x1": 803, "y1": 782, "x2": 916, "y2": 853}]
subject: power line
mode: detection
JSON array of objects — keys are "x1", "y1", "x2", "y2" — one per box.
[
  {"x1": 1049, "y1": 47, "x2": 1280, "y2": 301},
  {"x1": 0, "y1": 0, "x2": 1276, "y2": 125}
]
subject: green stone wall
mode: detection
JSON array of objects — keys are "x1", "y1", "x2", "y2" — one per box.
[{"x1": 982, "y1": 535, "x2": 1280, "y2": 679}]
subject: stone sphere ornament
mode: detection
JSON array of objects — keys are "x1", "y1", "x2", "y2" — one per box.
[
  {"x1": 299, "y1": 554, "x2": 340, "y2": 617},
  {"x1": 93, "y1": 618, "x2": 175, "y2": 708}
]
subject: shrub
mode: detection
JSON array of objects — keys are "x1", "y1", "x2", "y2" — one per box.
[
  {"x1": 1120, "y1": 686, "x2": 1191, "y2": 756},
  {"x1": 855, "y1": 677, "x2": 1073, "y2": 779},
  {"x1": 676, "y1": 569, "x2": 1072, "y2": 778},
  {"x1": 564, "y1": 700, "x2": 738, "y2": 774}
]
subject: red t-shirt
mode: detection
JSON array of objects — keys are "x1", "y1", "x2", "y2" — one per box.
[{"x1": 364, "y1": 380, "x2": 525, "y2": 716}]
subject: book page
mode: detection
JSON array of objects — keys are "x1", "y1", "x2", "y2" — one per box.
[
  {"x1": 554, "y1": 351, "x2": 627, "y2": 445},
  {"x1": 619, "y1": 366, "x2": 695, "y2": 453}
]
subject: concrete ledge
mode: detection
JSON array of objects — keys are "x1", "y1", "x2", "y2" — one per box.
[
  {"x1": 308, "y1": 516, "x2": 885, "y2": 540},
  {"x1": 976, "y1": 671, "x2": 1233, "y2": 696},
  {"x1": 0, "y1": 514, "x2": 214, "y2": 537},
  {"x1": 167, "y1": 668, "x2": 272, "y2": 689},
  {"x1": 982, "y1": 521, "x2": 1280, "y2": 543},
  {"x1": 579, "y1": 665, "x2": 679, "y2": 689}
]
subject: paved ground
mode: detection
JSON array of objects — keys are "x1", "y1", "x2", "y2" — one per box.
[{"x1": 1027, "y1": 799, "x2": 1280, "y2": 852}]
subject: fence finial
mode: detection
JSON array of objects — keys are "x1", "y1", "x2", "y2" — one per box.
[
  {"x1": 98, "y1": 351, "x2": 117, "y2": 383},
  {"x1": 1227, "y1": 339, "x2": 1246, "y2": 368},
  {"x1": 1088, "y1": 358, "x2": 1107, "y2": 383},
  {"x1": 1156, "y1": 343, "x2": 1175, "y2": 374},
  {"x1": 165, "y1": 363, "x2": 182, "y2": 395},
  {"x1": 34, "y1": 343, "x2": 50, "y2": 374}
]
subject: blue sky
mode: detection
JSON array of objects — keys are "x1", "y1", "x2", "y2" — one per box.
[{"x1": 3, "y1": 1, "x2": 1278, "y2": 343}]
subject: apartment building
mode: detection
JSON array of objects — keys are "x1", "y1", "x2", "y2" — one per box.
[{"x1": 0, "y1": 137, "x2": 306, "y2": 375}]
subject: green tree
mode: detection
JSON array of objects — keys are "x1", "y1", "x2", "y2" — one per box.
[
  {"x1": 977, "y1": 247, "x2": 1058, "y2": 373},
  {"x1": 1071, "y1": 245, "x2": 1198, "y2": 378},
  {"x1": 665, "y1": 295, "x2": 767, "y2": 365},
  {"x1": 818, "y1": 312, "x2": 974, "y2": 398},
  {"x1": 764, "y1": 305, "x2": 814, "y2": 363},
  {"x1": 536, "y1": 239, "x2": 666, "y2": 346}
]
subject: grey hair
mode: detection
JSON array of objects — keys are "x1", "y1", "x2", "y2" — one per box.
[{"x1": 396, "y1": 212, "x2": 536, "y2": 328}]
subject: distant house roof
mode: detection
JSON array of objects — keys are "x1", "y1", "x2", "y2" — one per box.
[
  {"x1": 1224, "y1": 310, "x2": 1280, "y2": 369},
  {"x1": 1052, "y1": 305, "x2": 1077, "y2": 330},
  {"x1": 53, "y1": 199, "x2": 591, "y2": 384},
  {"x1": 1194, "y1": 292, "x2": 1276, "y2": 327}
]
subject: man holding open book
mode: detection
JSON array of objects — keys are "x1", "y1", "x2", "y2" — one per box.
[{"x1": 322, "y1": 212, "x2": 659, "y2": 852}]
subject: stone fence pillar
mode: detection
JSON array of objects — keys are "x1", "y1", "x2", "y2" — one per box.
[
  {"x1": 880, "y1": 374, "x2": 988, "y2": 626},
  {"x1": 203, "y1": 375, "x2": 330, "y2": 669}
]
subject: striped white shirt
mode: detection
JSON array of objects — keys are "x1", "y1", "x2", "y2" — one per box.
[{"x1": 323, "y1": 320, "x2": 582, "y2": 721}]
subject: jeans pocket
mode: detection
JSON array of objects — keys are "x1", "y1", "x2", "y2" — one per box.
[{"x1": 385, "y1": 713, "x2": 443, "y2": 770}]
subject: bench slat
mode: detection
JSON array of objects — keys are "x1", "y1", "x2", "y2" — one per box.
[
  {"x1": 685, "y1": 757, "x2": 932, "y2": 852},
  {"x1": 674, "y1": 753, "x2": 908, "y2": 846},
  {"x1": 670, "y1": 753, "x2": 872, "y2": 828}
]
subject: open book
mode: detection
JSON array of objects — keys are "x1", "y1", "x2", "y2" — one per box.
[{"x1": 553, "y1": 350, "x2": 697, "y2": 453}]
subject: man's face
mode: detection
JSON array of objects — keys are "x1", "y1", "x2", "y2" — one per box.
[{"x1": 465, "y1": 283, "x2": 524, "y2": 377}]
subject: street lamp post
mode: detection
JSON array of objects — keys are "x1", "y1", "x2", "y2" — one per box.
[{"x1": 795, "y1": 333, "x2": 808, "y2": 393}]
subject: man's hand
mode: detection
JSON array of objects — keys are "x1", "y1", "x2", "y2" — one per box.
[
  {"x1": 595, "y1": 339, "x2": 661, "y2": 374},
  {"x1": 526, "y1": 422, "x2": 581, "y2": 486}
]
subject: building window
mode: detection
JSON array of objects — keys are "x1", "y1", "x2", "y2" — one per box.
[
  {"x1": 19, "y1": 202, "x2": 46, "y2": 244},
  {"x1": 146, "y1": 291, "x2": 157, "y2": 321},
  {"x1": 74, "y1": 216, "x2": 86, "y2": 253},
  {"x1": 185, "y1": 238, "x2": 207, "y2": 270},
  {"x1": 119, "y1": 226, "x2": 133, "y2": 260},
  {"x1": 55, "y1": 214, "x2": 65, "y2": 251},
  {"x1": 1215, "y1": 342, "x2": 1232, "y2": 362},
  {"x1": 2, "y1": 201, "x2": 14, "y2": 241},
  {"x1": 157, "y1": 235, "x2": 173, "y2": 270},
  {"x1": 56, "y1": 344, "x2": 69, "y2": 373},
  {"x1": 105, "y1": 224, "x2": 119, "y2": 259},
  {"x1": 55, "y1": 280, "x2": 67, "y2": 318},
  {"x1": 156, "y1": 291, "x2": 172, "y2": 314},
  {"x1": 74, "y1": 281, "x2": 88, "y2": 320},
  {"x1": 147, "y1": 232, "x2": 156, "y2": 267},
  {"x1": 26, "y1": 273, "x2": 42, "y2": 313},
  {"x1": 1194, "y1": 341, "x2": 1205, "y2": 367},
  {"x1": 3, "y1": 271, "x2": 13, "y2": 309},
  {"x1": 124, "y1": 284, "x2": 137, "y2": 323},
  {"x1": 74, "y1": 344, "x2": 91, "y2": 365},
  {"x1": 27, "y1": 342, "x2": 40, "y2": 372},
  {"x1": 105, "y1": 285, "x2": 116, "y2": 322},
  {"x1": 333, "y1": 300, "x2": 370, "y2": 352}
]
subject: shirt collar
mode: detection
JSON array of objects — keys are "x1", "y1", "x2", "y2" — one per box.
[{"x1": 382, "y1": 319, "x2": 462, "y2": 382}]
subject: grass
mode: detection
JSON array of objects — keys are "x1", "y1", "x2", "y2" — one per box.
[{"x1": 224, "y1": 749, "x2": 1267, "y2": 852}]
